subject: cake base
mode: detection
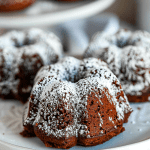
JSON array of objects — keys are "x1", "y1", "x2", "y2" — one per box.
[
  {"x1": 33, "y1": 123, "x2": 125, "y2": 149},
  {"x1": 20, "y1": 125, "x2": 35, "y2": 137},
  {"x1": 127, "y1": 93, "x2": 150, "y2": 102}
]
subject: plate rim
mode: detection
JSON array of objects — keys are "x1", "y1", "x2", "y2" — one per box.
[
  {"x1": 0, "y1": 137, "x2": 150, "y2": 150},
  {"x1": 0, "y1": 0, "x2": 115, "y2": 28}
]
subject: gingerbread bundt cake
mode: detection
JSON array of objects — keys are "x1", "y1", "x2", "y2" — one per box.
[
  {"x1": 84, "y1": 29, "x2": 150, "y2": 102},
  {"x1": 21, "y1": 57, "x2": 132, "y2": 149},
  {"x1": 0, "y1": 0, "x2": 36, "y2": 12},
  {"x1": 0, "y1": 28, "x2": 63, "y2": 103}
]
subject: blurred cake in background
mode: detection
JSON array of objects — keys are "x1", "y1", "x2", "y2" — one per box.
[
  {"x1": 0, "y1": 28, "x2": 63, "y2": 103},
  {"x1": 0, "y1": 0, "x2": 36, "y2": 12},
  {"x1": 84, "y1": 29, "x2": 150, "y2": 102}
]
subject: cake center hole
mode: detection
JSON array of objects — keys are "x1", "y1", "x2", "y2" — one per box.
[
  {"x1": 116, "y1": 40, "x2": 129, "y2": 48},
  {"x1": 67, "y1": 76, "x2": 80, "y2": 83},
  {"x1": 15, "y1": 40, "x2": 35, "y2": 48}
]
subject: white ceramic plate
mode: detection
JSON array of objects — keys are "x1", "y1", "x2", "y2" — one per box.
[
  {"x1": 0, "y1": 99, "x2": 150, "y2": 150},
  {"x1": 0, "y1": 0, "x2": 115, "y2": 29}
]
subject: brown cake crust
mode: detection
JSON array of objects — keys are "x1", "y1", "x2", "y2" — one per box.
[
  {"x1": 33, "y1": 90, "x2": 132, "y2": 149},
  {"x1": 34, "y1": 123, "x2": 77, "y2": 149},
  {"x1": 0, "y1": 0, "x2": 36, "y2": 12},
  {"x1": 20, "y1": 124, "x2": 36, "y2": 137},
  {"x1": 34, "y1": 124, "x2": 125, "y2": 149},
  {"x1": 77, "y1": 126, "x2": 125, "y2": 146},
  {"x1": 127, "y1": 94, "x2": 150, "y2": 102}
]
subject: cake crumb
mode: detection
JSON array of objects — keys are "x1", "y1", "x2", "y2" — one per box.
[{"x1": 137, "y1": 107, "x2": 141, "y2": 110}]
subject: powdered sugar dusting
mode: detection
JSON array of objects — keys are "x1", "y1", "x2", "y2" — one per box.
[
  {"x1": 23, "y1": 57, "x2": 132, "y2": 138},
  {"x1": 84, "y1": 29, "x2": 150, "y2": 96},
  {"x1": 0, "y1": 28, "x2": 63, "y2": 99}
]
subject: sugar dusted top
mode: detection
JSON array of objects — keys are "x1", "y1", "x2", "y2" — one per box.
[
  {"x1": 0, "y1": 28, "x2": 63, "y2": 98},
  {"x1": 84, "y1": 29, "x2": 150, "y2": 96}
]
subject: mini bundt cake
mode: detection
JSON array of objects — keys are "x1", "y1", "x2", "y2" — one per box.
[
  {"x1": 84, "y1": 29, "x2": 150, "y2": 102},
  {"x1": 0, "y1": 0, "x2": 36, "y2": 12},
  {"x1": 0, "y1": 28, "x2": 63, "y2": 103},
  {"x1": 21, "y1": 57, "x2": 132, "y2": 149}
]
